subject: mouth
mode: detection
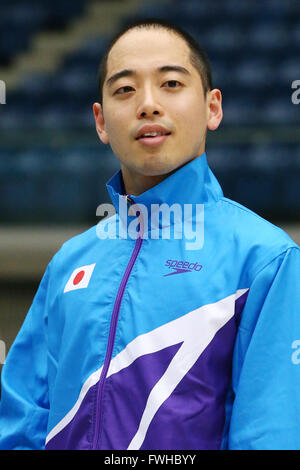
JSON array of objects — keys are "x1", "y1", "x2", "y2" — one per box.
[{"x1": 136, "y1": 132, "x2": 172, "y2": 147}]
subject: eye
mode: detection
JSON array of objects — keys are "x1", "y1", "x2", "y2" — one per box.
[
  {"x1": 162, "y1": 80, "x2": 182, "y2": 88},
  {"x1": 114, "y1": 86, "x2": 134, "y2": 95}
]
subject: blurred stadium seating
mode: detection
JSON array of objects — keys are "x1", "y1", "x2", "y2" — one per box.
[
  {"x1": 0, "y1": 0, "x2": 299, "y2": 226},
  {"x1": 0, "y1": 0, "x2": 87, "y2": 66}
]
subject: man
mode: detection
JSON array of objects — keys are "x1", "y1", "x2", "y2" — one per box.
[{"x1": 0, "y1": 18, "x2": 299, "y2": 450}]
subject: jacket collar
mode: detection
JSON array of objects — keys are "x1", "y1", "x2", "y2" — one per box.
[{"x1": 106, "y1": 152, "x2": 223, "y2": 214}]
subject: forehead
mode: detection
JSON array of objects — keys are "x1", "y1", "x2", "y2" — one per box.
[{"x1": 106, "y1": 28, "x2": 192, "y2": 75}]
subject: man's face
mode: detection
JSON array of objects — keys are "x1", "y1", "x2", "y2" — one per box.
[{"x1": 94, "y1": 28, "x2": 222, "y2": 188}]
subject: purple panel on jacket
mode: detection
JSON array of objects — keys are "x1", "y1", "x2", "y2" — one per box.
[
  {"x1": 46, "y1": 291, "x2": 248, "y2": 450},
  {"x1": 141, "y1": 314, "x2": 237, "y2": 449},
  {"x1": 99, "y1": 342, "x2": 183, "y2": 449},
  {"x1": 101, "y1": 291, "x2": 249, "y2": 450},
  {"x1": 46, "y1": 342, "x2": 182, "y2": 450}
]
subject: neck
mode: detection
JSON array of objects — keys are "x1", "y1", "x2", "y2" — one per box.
[
  {"x1": 121, "y1": 151, "x2": 205, "y2": 196},
  {"x1": 121, "y1": 166, "x2": 177, "y2": 196}
]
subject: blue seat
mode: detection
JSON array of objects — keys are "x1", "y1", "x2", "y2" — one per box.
[
  {"x1": 0, "y1": 0, "x2": 87, "y2": 64},
  {"x1": 247, "y1": 144, "x2": 295, "y2": 171},
  {"x1": 0, "y1": 25, "x2": 32, "y2": 62},
  {"x1": 277, "y1": 58, "x2": 300, "y2": 86},
  {"x1": 206, "y1": 144, "x2": 251, "y2": 171},
  {"x1": 58, "y1": 68, "x2": 97, "y2": 95},
  {"x1": 247, "y1": 21, "x2": 289, "y2": 53},
  {"x1": 234, "y1": 171, "x2": 278, "y2": 213},
  {"x1": 259, "y1": 97, "x2": 299, "y2": 125},
  {"x1": 222, "y1": 96, "x2": 259, "y2": 126},
  {"x1": 202, "y1": 25, "x2": 245, "y2": 54},
  {"x1": 290, "y1": 25, "x2": 300, "y2": 48},
  {"x1": 281, "y1": 171, "x2": 300, "y2": 214},
  {"x1": 43, "y1": 0, "x2": 86, "y2": 29},
  {"x1": 233, "y1": 59, "x2": 273, "y2": 88}
]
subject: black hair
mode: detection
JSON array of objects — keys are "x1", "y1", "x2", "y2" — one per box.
[{"x1": 97, "y1": 17, "x2": 212, "y2": 105}]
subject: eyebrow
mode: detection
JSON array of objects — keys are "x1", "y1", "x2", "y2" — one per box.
[{"x1": 106, "y1": 65, "x2": 191, "y2": 88}]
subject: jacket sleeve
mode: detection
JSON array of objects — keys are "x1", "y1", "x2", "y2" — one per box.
[
  {"x1": 0, "y1": 264, "x2": 51, "y2": 450},
  {"x1": 229, "y1": 246, "x2": 300, "y2": 450}
]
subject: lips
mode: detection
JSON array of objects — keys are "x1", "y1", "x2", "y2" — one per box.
[
  {"x1": 137, "y1": 134, "x2": 171, "y2": 147},
  {"x1": 135, "y1": 124, "x2": 171, "y2": 140},
  {"x1": 137, "y1": 132, "x2": 171, "y2": 139}
]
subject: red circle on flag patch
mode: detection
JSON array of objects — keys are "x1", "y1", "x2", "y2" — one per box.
[{"x1": 73, "y1": 270, "x2": 85, "y2": 285}]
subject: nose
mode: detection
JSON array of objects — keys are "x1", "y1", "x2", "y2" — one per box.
[{"x1": 136, "y1": 86, "x2": 163, "y2": 119}]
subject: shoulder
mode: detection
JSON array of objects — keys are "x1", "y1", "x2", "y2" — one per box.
[
  {"x1": 215, "y1": 196, "x2": 298, "y2": 275},
  {"x1": 55, "y1": 214, "x2": 118, "y2": 257},
  {"x1": 48, "y1": 215, "x2": 114, "y2": 271},
  {"x1": 219, "y1": 196, "x2": 297, "y2": 247},
  {"x1": 56, "y1": 224, "x2": 98, "y2": 256}
]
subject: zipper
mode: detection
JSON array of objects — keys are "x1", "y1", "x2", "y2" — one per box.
[{"x1": 92, "y1": 195, "x2": 144, "y2": 450}]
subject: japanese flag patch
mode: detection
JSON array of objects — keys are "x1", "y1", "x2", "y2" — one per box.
[{"x1": 64, "y1": 263, "x2": 96, "y2": 293}]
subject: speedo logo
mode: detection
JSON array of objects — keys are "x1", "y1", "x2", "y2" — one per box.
[{"x1": 164, "y1": 259, "x2": 203, "y2": 276}]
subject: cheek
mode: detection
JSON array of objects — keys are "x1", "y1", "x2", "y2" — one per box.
[
  {"x1": 172, "y1": 102, "x2": 207, "y2": 150},
  {"x1": 104, "y1": 113, "x2": 125, "y2": 141},
  {"x1": 187, "y1": 102, "x2": 208, "y2": 136},
  {"x1": 169, "y1": 94, "x2": 207, "y2": 124},
  {"x1": 103, "y1": 112, "x2": 132, "y2": 158}
]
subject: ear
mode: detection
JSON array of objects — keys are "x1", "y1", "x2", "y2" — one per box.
[
  {"x1": 93, "y1": 102, "x2": 109, "y2": 144},
  {"x1": 206, "y1": 89, "x2": 223, "y2": 131}
]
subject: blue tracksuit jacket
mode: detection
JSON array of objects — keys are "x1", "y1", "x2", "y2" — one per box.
[{"x1": 0, "y1": 152, "x2": 299, "y2": 450}]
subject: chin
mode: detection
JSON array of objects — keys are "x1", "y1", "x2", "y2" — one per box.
[{"x1": 137, "y1": 159, "x2": 177, "y2": 177}]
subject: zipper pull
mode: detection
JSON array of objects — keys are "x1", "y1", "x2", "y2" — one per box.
[{"x1": 125, "y1": 194, "x2": 134, "y2": 206}]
